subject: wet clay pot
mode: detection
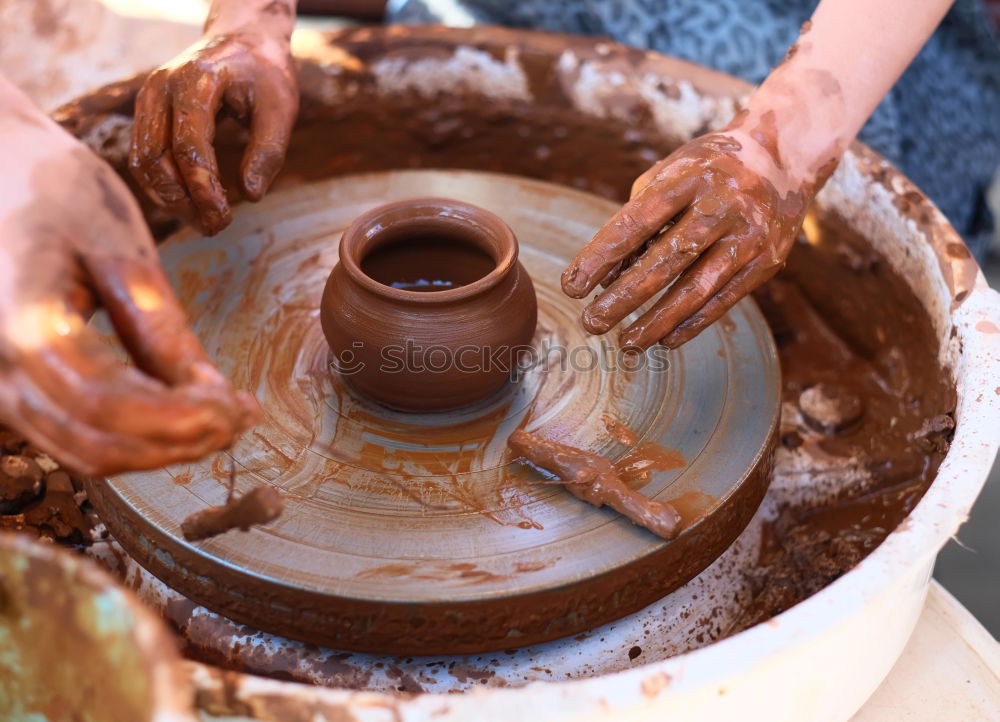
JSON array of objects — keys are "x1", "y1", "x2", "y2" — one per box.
[{"x1": 320, "y1": 197, "x2": 538, "y2": 412}]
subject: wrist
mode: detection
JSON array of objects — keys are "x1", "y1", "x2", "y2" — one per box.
[
  {"x1": 0, "y1": 74, "x2": 47, "y2": 126},
  {"x1": 732, "y1": 72, "x2": 847, "y2": 193},
  {"x1": 204, "y1": 1, "x2": 296, "y2": 43}
]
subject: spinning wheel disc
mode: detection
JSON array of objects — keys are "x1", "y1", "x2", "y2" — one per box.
[{"x1": 88, "y1": 170, "x2": 779, "y2": 654}]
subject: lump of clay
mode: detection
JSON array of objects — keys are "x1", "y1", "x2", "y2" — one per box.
[
  {"x1": 798, "y1": 382, "x2": 863, "y2": 434},
  {"x1": 181, "y1": 487, "x2": 284, "y2": 542},
  {"x1": 0, "y1": 455, "x2": 44, "y2": 514},
  {"x1": 508, "y1": 429, "x2": 682, "y2": 540}
]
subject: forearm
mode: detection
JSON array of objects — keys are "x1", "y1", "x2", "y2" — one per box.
[
  {"x1": 739, "y1": 0, "x2": 953, "y2": 188},
  {"x1": 0, "y1": 73, "x2": 50, "y2": 125},
  {"x1": 204, "y1": 0, "x2": 298, "y2": 41},
  {"x1": 0, "y1": 74, "x2": 77, "y2": 217}
]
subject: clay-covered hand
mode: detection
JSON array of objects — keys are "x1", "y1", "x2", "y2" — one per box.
[
  {"x1": 129, "y1": 30, "x2": 298, "y2": 235},
  {"x1": 561, "y1": 127, "x2": 812, "y2": 350},
  {"x1": 561, "y1": 0, "x2": 955, "y2": 351},
  {"x1": 0, "y1": 96, "x2": 258, "y2": 476}
]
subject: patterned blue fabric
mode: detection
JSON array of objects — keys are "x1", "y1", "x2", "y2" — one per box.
[{"x1": 389, "y1": 0, "x2": 1000, "y2": 259}]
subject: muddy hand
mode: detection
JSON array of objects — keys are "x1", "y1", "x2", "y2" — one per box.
[
  {"x1": 130, "y1": 12, "x2": 298, "y2": 236},
  {"x1": 561, "y1": 0, "x2": 955, "y2": 351},
  {"x1": 0, "y1": 83, "x2": 258, "y2": 476},
  {"x1": 562, "y1": 126, "x2": 812, "y2": 351}
]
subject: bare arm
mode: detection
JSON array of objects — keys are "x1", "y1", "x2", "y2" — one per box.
[
  {"x1": 563, "y1": 0, "x2": 955, "y2": 350},
  {"x1": 203, "y1": 0, "x2": 297, "y2": 39},
  {"x1": 739, "y1": 0, "x2": 954, "y2": 193},
  {"x1": 130, "y1": 0, "x2": 299, "y2": 235}
]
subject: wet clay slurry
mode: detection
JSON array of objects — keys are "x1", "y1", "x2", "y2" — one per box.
[
  {"x1": 50, "y1": 26, "x2": 956, "y2": 675},
  {"x1": 321, "y1": 197, "x2": 538, "y2": 412},
  {"x1": 361, "y1": 236, "x2": 496, "y2": 292}
]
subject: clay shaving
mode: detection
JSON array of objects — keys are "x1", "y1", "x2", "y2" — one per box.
[
  {"x1": 180, "y1": 487, "x2": 284, "y2": 541},
  {"x1": 508, "y1": 430, "x2": 682, "y2": 540}
]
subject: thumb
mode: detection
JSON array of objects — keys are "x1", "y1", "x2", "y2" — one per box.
[{"x1": 83, "y1": 249, "x2": 258, "y2": 429}]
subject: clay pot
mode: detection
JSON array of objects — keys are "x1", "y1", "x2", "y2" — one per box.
[{"x1": 320, "y1": 198, "x2": 538, "y2": 412}]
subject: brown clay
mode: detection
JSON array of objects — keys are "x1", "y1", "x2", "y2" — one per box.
[
  {"x1": 180, "y1": 486, "x2": 284, "y2": 541},
  {"x1": 320, "y1": 197, "x2": 538, "y2": 412},
  {"x1": 508, "y1": 430, "x2": 684, "y2": 540}
]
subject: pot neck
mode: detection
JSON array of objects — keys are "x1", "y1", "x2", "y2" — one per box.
[{"x1": 338, "y1": 198, "x2": 519, "y2": 304}]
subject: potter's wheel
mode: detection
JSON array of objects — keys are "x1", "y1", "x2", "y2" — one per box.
[{"x1": 88, "y1": 170, "x2": 779, "y2": 654}]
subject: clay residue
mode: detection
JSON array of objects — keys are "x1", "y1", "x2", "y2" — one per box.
[
  {"x1": 0, "y1": 429, "x2": 94, "y2": 546},
  {"x1": 733, "y1": 211, "x2": 956, "y2": 629},
  {"x1": 614, "y1": 442, "x2": 685, "y2": 487},
  {"x1": 601, "y1": 413, "x2": 639, "y2": 445},
  {"x1": 508, "y1": 430, "x2": 683, "y2": 540},
  {"x1": 354, "y1": 561, "x2": 513, "y2": 586},
  {"x1": 180, "y1": 487, "x2": 284, "y2": 542},
  {"x1": 640, "y1": 671, "x2": 672, "y2": 697},
  {"x1": 600, "y1": 414, "x2": 686, "y2": 487},
  {"x1": 667, "y1": 491, "x2": 715, "y2": 527}
]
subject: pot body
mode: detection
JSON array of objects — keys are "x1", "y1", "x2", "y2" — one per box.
[{"x1": 320, "y1": 198, "x2": 538, "y2": 412}]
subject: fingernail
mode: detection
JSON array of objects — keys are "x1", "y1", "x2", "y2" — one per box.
[
  {"x1": 581, "y1": 307, "x2": 611, "y2": 334},
  {"x1": 561, "y1": 267, "x2": 585, "y2": 297},
  {"x1": 243, "y1": 173, "x2": 263, "y2": 201}
]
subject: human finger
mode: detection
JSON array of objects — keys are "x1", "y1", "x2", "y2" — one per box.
[
  {"x1": 170, "y1": 68, "x2": 230, "y2": 234},
  {"x1": 619, "y1": 234, "x2": 760, "y2": 349},
  {"x1": 14, "y1": 312, "x2": 242, "y2": 446},
  {"x1": 83, "y1": 249, "x2": 258, "y2": 430},
  {"x1": 581, "y1": 210, "x2": 729, "y2": 334},
  {"x1": 561, "y1": 175, "x2": 697, "y2": 299},
  {"x1": 129, "y1": 71, "x2": 197, "y2": 221},
  {"x1": 659, "y1": 253, "x2": 785, "y2": 349},
  {"x1": 239, "y1": 74, "x2": 297, "y2": 201},
  {"x1": 9, "y1": 375, "x2": 241, "y2": 476}
]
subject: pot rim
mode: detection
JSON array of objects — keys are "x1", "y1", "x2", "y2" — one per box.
[{"x1": 337, "y1": 196, "x2": 519, "y2": 304}]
